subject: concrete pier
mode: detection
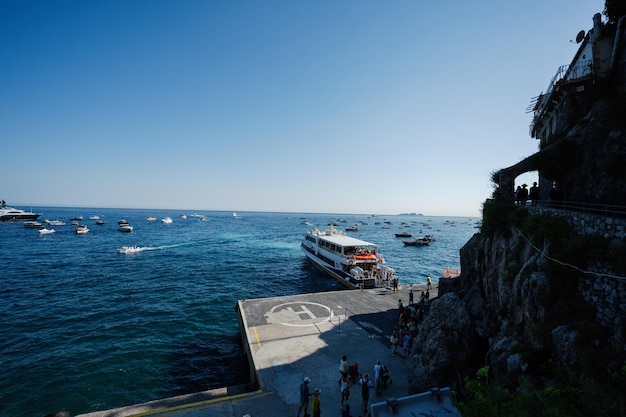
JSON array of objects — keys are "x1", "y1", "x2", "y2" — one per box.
[{"x1": 77, "y1": 284, "x2": 435, "y2": 417}]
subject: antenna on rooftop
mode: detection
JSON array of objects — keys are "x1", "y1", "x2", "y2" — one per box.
[{"x1": 575, "y1": 30, "x2": 586, "y2": 44}]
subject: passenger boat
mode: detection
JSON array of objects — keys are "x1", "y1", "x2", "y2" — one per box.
[
  {"x1": 0, "y1": 206, "x2": 41, "y2": 221},
  {"x1": 301, "y1": 224, "x2": 394, "y2": 289}
]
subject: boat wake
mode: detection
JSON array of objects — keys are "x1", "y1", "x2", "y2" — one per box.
[
  {"x1": 117, "y1": 245, "x2": 154, "y2": 254},
  {"x1": 116, "y1": 241, "x2": 203, "y2": 254}
]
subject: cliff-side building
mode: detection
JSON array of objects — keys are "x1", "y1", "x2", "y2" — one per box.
[{"x1": 528, "y1": 13, "x2": 617, "y2": 147}]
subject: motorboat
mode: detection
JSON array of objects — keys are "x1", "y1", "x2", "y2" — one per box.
[
  {"x1": 96, "y1": 220, "x2": 105, "y2": 225},
  {"x1": 403, "y1": 237, "x2": 430, "y2": 246},
  {"x1": 75, "y1": 225, "x2": 89, "y2": 234},
  {"x1": 39, "y1": 228, "x2": 55, "y2": 235},
  {"x1": 146, "y1": 217, "x2": 157, "y2": 221},
  {"x1": 117, "y1": 245, "x2": 143, "y2": 254},
  {"x1": 0, "y1": 206, "x2": 41, "y2": 221},
  {"x1": 118, "y1": 219, "x2": 129, "y2": 225},
  {"x1": 300, "y1": 224, "x2": 395, "y2": 289},
  {"x1": 423, "y1": 234, "x2": 436, "y2": 242},
  {"x1": 395, "y1": 232, "x2": 412, "y2": 238},
  {"x1": 119, "y1": 224, "x2": 133, "y2": 232},
  {"x1": 345, "y1": 225, "x2": 359, "y2": 232},
  {"x1": 161, "y1": 217, "x2": 173, "y2": 224},
  {"x1": 69, "y1": 215, "x2": 83, "y2": 221},
  {"x1": 180, "y1": 214, "x2": 187, "y2": 220},
  {"x1": 24, "y1": 221, "x2": 45, "y2": 228},
  {"x1": 44, "y1": 219, "x2": 66, "y2": 226},
  {"x1": 89, "y1": 215, "x2": 100, "y2": 220}
]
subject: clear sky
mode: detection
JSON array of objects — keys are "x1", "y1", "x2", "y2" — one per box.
[{"x1": 1, "y1": 0, "x2": 605, "y2": 216}]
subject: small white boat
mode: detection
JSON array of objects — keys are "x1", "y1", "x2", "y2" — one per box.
[
  {"x1": 75, "y1": 225, "x2": 89, "y2": 234},
  {"x1": 24, "y1": 221, "x2": 45, "y2": 228},
  {"x1": 180, "y1": 214, "x2": 187, "y2": 219},
  {"x1": 44, "y1": 219, "x2": 66, "y2": 226},
  {"x1": 117, "y1": 245, "x2": 143, "y2": 254},
  {"x1": 161, "y1": 217, "x2": 173, "y2": 224},
  {"x1": 89, "y1": 215, "x2": 100, "y2": 220},
  {"x1": 119, "y1": 224, "x2": 133, "y2": 232},
  {"x1": 39, "y1": 228, "x2": 55, "y2": 235}
]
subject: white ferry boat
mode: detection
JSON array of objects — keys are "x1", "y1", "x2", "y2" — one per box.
[{"x1": 301, "y1": 224, "x2": 394, "y2": 289}]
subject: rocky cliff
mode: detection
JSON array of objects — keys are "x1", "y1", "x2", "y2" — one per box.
[
  {"x1": 408, "y1": 216, "x2": 626, "y2": 396},
  {"x1": 406, "y1": 13, "x2": 626, "y2": 400}
]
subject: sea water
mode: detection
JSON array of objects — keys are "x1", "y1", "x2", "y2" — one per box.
[{"x1": 0, "y1": 208, "x2": 478, "y2": 416}]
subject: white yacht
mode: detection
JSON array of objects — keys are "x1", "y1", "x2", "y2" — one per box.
[
  {"x1": 300, "y1": 224, "x2": 395, "y2": 289},
  {"x1": 0, "y1": 206, "x2": 41, "y2": 221}
]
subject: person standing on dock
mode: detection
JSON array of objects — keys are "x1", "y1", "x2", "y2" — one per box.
[
  {"x1": 339, "y1": 355, "x2": 349, "y2": 377},
  {"x1": 297, "y1": 377, "x2": 312, "y2": 417},
  {"x1": 426, "y1": 275, "x2": 432, "y2": 290},
  {"x1": 390, "y1": 328, "x2": 399, "y2": 356},
  {"x1": 311, "y1": 388, "x2": 321, "y2": 417},
  {"x1": 403, "y1": 333, "x2": 412, "y2": 357},
  {"x1": 359, "y1": 373, "x2": 374, "y2": 412},
  {"x1": 408, "y1": 288, "x2": 414, "y2": 305},
  {"x1": 392, "y1": 277, "x2": 398, "y2": 293},
  {"x1": 338, "y1": 374, "x2": 350, "y2": 408}
]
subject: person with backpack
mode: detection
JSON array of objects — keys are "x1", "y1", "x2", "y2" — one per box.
[{"x1": 359, "y1": 372, "x2": 374, "y2": 412}]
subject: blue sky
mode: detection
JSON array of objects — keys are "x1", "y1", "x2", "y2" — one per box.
[{"x1": 1, "y1": 0, "x2": 605, "y2": 216}]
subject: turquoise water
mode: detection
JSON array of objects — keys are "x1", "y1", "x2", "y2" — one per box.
[{"x1": 0, "y1": 208, "x2": 477, "y2": 416}]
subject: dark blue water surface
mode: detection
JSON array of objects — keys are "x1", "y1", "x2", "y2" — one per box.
[{"x1": 0, "y1": 208, "x2": 477, "y2": 416}]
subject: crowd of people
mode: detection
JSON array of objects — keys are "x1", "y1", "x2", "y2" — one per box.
[
  {"x1": 296, "y1": 355, "x2": 395, "y2": 417},
  {"x1": 296, "y1": 280, "x2": 434, "y2": 417}
]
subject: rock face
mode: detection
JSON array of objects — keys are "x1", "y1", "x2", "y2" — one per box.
[{"x1": 408, "y1": 206, "x2": 626, "y2": 392}]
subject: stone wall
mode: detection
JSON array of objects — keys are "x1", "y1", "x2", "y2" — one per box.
[{"x1": 531, "y1": 207, "x2": 626, "y2": 346}]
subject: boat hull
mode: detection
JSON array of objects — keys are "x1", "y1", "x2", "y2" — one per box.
[{"x1": 301, "y1": 243, "x2": 376, "y2": 289}]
